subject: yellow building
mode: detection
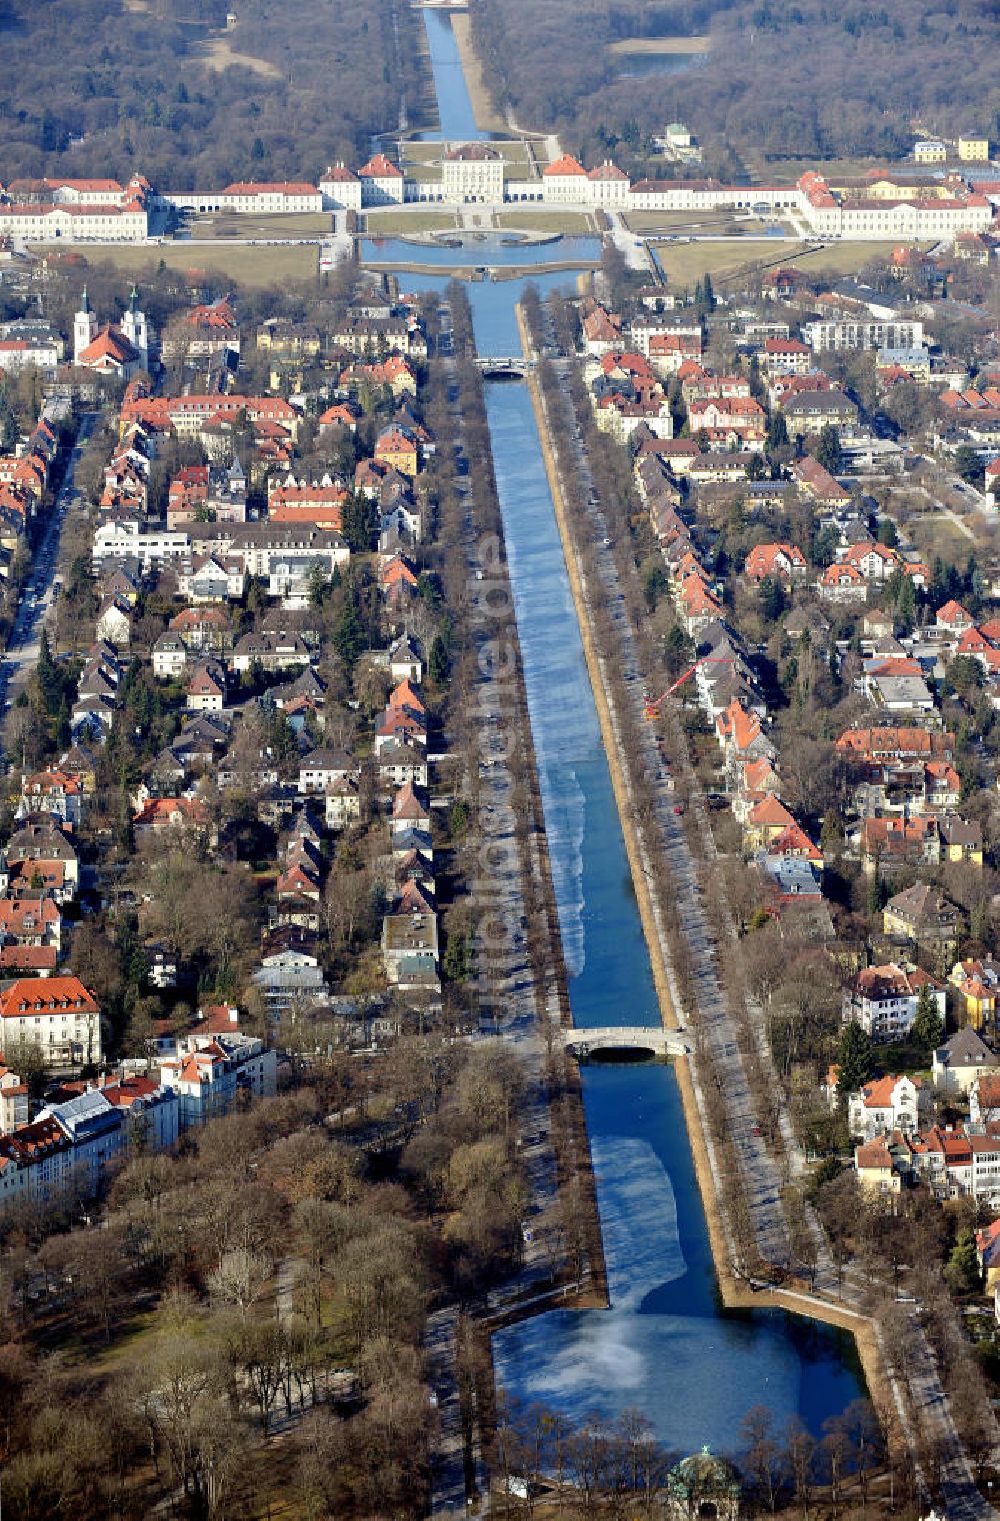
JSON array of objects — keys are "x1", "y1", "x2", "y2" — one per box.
[
  {"x1": 958, "y1": 137, "x2": 990, "y2": 162},
  {"x1": 256, "y1": 319, "x2": 321, "y2": 358},
  {"x1": 914, "y1": 140, "x2": 947, "y2": 165},
  {"x1": 374, "y1": 427, "x2": 419, "y2": 478},
  {"x1": 949, "y1": 958, "x2": 1000, "y2": 1032},
  {"x1": 940, "y1": 816, "x2": 983, "y2": 866},
  {"x1": 855, "y1": 1138, "x2": 900, "y2": 1198}
]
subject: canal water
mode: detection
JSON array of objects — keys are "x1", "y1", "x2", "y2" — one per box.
[
  {"x1": 394, "y1": 269, "x2": 864, "y2": 1453},
  {"x1": 396, "y1": 30, "x2": 865, "y2": 1459},
  {"x1": 416, "y1": 9, "x2": 489, "y2": 142}
]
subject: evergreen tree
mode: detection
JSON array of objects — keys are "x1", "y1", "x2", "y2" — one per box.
[
  {"x1": 944, "y1": 1228, "x2": 981, "y2": 1295},
  {"x1": 443, "y1": 928, "x2": 472, "y2": 982},
  {"x1": 765, "y1": 410, "x2": 788, "y2": 452},
  {"x1": 341, "y1": 491, "x2": 379, "y2": 553},
  {"x1": 813, "y1": 424, "x2": 842, "y2": 475},
  {"x1": 911, "y1": 981, "x2": 944, "y2": 1052},
  {"x1": 954, "y1": 445, "x2": 983, "y2": 488},
  {"x1": 333, "y1": 596, "x2": 365, "y2": 673},
  {"x1": 429, "y1": 632, "x2": 451, "y2": 686},
  {"x1": 837, "y1": 1020, "x2": 873, "y2": 1099}
]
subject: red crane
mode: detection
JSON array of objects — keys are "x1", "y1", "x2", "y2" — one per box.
[{"x1": 643, "y1": 656, "x2": 733, "y2": 718}]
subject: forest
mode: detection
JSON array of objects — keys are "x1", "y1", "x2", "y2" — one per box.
[
  {"x1": 471, "y1": 0, "x2": 1000, "y2": 177},
  {"x1": 0, "y1": 0, "x2": 425, "y2": 188}
]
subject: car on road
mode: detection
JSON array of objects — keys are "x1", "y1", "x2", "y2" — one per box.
[{"x1": 672, "y1": 801, "x2": 685, "y2": 815}]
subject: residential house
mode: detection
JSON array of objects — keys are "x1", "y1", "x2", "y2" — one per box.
[
  {"x1": 0, "y1": 975, "x2": 101, "y2": 1068},
  {"x1": 744, "y1": 543, "x2": 808, "y2": 583},
  {"x1": 883, "y1": 883, "x2": 961, "y2": 969},
  {"x1": 847, "y1": 1074, "x2": 926, "y2": 1138},
  {"x1": 854, "y1": 1137, "x2": 902, "y2": 1196},
  {"x1": 932, "y1": 1026, "x2": 998, "y2": 1095},
  {"x1": 843, "y1": 962, "x2": 945, "y2": 1042},
  {"x1": 950, "y1": 957, "x2": 1000, "y2": 1033}
]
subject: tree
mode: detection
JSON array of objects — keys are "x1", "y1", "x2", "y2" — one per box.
[
  {"x1": 429, "y1": 632, "x2": 451, "y2": 686},
  {"x1": 813, "y1": 424, "x2": 842, "y2": 475},
  {"x1": 954, "y1": 444, "x2": 983, "y2": 487},
  {"x1": 332, "y1": 595, "x2": 365, "y2": 673},
  {"x1": 944, "y1": 1227, "x2": 981, "y2": 1295},
  {"x1": 836, "y1": 1020, "x2": 872, "y2": 1099},
  {"x1": 765, "y1": 409, "x2": 788, "y2": 452},
  {"x1": 911, "y1": 981, "x2": 943, "y2": 1052},
  {"x1": 341, "y1": 490, "x2": 379, "y2": 553},
  {"x1": 741, "y1": 1405, "x2": 782, "y2": 1512}
]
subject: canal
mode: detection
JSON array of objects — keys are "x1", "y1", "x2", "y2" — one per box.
[{"x1": 394, "y1": 26, "x2": 866, "y2": 1459}]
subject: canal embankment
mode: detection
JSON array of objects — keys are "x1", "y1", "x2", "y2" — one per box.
[
  {"x1": 517, "y1": 300, "x2": 892, "y2": 1416},
  {"x1": 449, "y1": 11, "x2": 508, "y2": 134},
  {"x1": 444, "y1": 313, "x2": 609, "y2": 1316}
]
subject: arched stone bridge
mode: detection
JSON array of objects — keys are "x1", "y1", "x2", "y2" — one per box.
[{"x1": 563, "y1": 1026, "x2": 690, "y2": 1059}]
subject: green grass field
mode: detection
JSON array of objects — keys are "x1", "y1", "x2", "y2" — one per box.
[
  {"x1": 51, "y1": 241, "x2": 318, "y2": 287},
  {"x1": 496, "y1": 210, "x2": 594, "y2": 233},
  {"x1": 746, "y1": 155, "x2": 895, "y2": 183},
  {"x1": 650, "y1": 236, "x2": 922, "y2": 289},
  {"x1": 608, "y1": 34, "x2": 710, "y2": 53},
  {"x1": 624, "y1": 209, "x2": 739, "y2": 233},
  {"x1": 364, "y1": 210, "x2": 458, "y2": 235},
  {"x1": 185, "y1": 211, "x2": 331, "y2": 240}
]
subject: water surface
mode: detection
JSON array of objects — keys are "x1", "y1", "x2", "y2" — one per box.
[
  {"x1": 417, "y1": 9, "x2": 490, "y2": 142},
  {"x1": 388, "y1": 34, "x2": 866, "y2": 1441}
]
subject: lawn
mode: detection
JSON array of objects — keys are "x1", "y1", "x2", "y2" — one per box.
[
  {"x1": 651, "y1": 238, "x2": 797, "y2": 287},
  {"x1": 792, "y1": 240, "x2": 930, "y2": 275},
  {"x1": 193, "y1": 36, "x2": 282, "y2": 78},
  {"x1": 364, "y1": 209, "x2": 458, "y2": 235},
  {"x1": 185, "y1": 212, "x2": 332, "y2": 240},
  {"x1": 650, "y1": 236, "x2": 923, "y2": 291},
  {"x1": 624, "y1": 209, "x2": 741, "y2": 233},
  {"x1": 402, "y1": 138, "x2": 533, "y2": 180},
  {"x1": 496, "y1": 210, "x2": 594, "y2": 233},
  {"x1": 745, "y1": 154, "x2": 896, "y2": 183},
  {"x1": 909, "y1": 513, "x2": 978, "y2": 563},
  {"x1": 608, "y1": 34, "x2": 710, "y2": 53},
  {"x1": 51, "y1": 241, "x2": 318, "y2": 288}
]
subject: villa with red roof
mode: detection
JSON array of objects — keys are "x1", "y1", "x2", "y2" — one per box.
[
  {"x1": 359, "y1": 153, "x2": 405, "y2": 205},
  {"x1": 0, "y1": 975, "x2": 101, "y2": 1068},
  {"x1": 221, "y1": 182, "x2": 322, "y2": 214},
  {"x1": 744, "y1": 543, "x2": 808, "y2": 582},
  {"x1": 543, "y1": 154, "x2": 589, "y2": 202}
]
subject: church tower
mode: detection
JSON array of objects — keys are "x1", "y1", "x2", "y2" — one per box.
[
  {"x1": 73, "y1": 288, "x2": 97, "y2": 364},
  {"x1": 121, "y1": 285, "x2": 148, "y2": 371}
]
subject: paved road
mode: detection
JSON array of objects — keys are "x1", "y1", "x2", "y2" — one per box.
[
  {"x1": 426, "y1": 318, "x2": 571, "y2": 1519},
  {"x1": 1, "y1": 411, "x2": 96, "y2": 734}
]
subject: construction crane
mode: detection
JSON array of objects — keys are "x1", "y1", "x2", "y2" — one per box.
[{"x1": 643, "y1": 656, "x2": 733, "y2": 718}]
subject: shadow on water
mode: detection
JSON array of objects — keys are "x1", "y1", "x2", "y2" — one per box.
[{"x1": 584, "y1": 1047, "x2": 656, "y2": 1065}]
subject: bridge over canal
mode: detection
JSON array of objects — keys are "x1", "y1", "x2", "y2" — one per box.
[
  {"x1": 562, "y1": 1026, "x2": 689, "y2": 1059},
  {"x1": 473, "y1": 355, "x2": 535, "y2": 378}
]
